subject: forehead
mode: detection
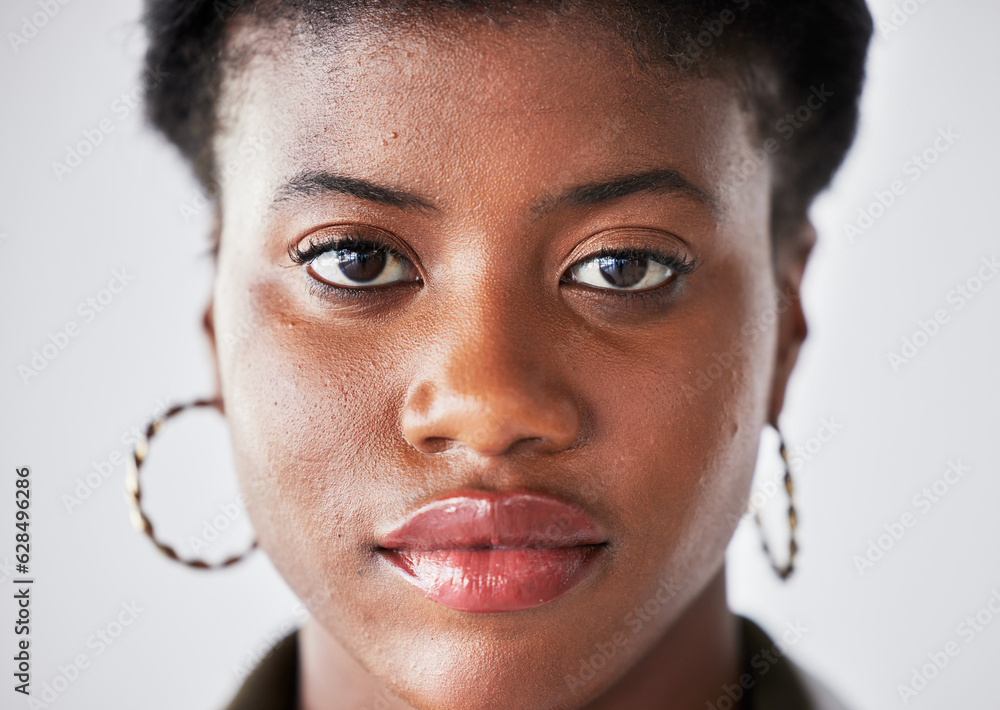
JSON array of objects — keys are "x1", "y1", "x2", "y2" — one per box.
[{"x1": 215, "y1": 12, "x2": 756, "y2": 225}]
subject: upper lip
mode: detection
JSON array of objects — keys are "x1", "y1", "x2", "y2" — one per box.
[{"x1": 377, "y1": 490, "x2": 607, "y2": 551}]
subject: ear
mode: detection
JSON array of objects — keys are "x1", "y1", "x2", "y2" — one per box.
[
  {"x1": 202, "y1": 300, "x2": 225, "y2": 414},
  {"x1": 767, "y1": 221, "x2": 816, "y2": 426},
  {"x1": 203, "y1": 213, "x2": 225, "y2": 412}
]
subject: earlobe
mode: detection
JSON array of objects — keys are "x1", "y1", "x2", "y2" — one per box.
[
  {"x1": 203, "y1": 212, "x2": 225, "y2": 411},
  {"x1": 767, "y1": 221, "x2": 816, "y2": 425},
  {"x1": 202, "y1": 301, "x2": 216, "y2": 349},
  {"x1": 202, "y1": 301, "x2": 225, "y2": 413}
]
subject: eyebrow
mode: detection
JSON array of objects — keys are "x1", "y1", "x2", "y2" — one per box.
[
  {"x1": 274, "y1": 171, "x2": 437, "y2": 212},
  {"x1": 273, "y1": 167, "x2": 718, "y2": 217},
  {"x1": 531, "y1": 168, "x2": 719, "y2": 219}
]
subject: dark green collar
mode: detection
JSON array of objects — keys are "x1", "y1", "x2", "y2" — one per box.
[{"x1": 226, "y1": 631, "x2": 298, "y2": 710}]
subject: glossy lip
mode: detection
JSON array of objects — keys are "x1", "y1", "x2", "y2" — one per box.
[{"x1": 377, "y1": 491, "x2": 607, "y2": 613}]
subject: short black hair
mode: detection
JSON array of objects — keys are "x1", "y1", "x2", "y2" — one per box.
[{"x1": 143, "y1": 0, "x2": 872, "y2": 241}]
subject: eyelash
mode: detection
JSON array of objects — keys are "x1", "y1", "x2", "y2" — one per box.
[
  {"x1": 562, "y1": 246, "x2": 698, "y2": 282},
  {"x1": 287, "y1": 230, "x2": 697, "y2": 311},
  {"x1": 288, "y1": 227, "x2": 405, "y2": 267}
]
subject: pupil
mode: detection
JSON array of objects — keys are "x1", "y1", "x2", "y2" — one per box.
[
  {"x1": 337, "y1": 248, "x2": 387, "y2": 283},
  {"x1": 598, "y1": 255, "x2": 647, "y2": 288}
]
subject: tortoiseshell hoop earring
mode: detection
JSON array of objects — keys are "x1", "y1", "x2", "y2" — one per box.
[
  {"x1": 748, "y1": 424, "x2": 798, "y2": 581},
  {"x1": 124, "y1": 397, "x2": 257, "y2": 569}
]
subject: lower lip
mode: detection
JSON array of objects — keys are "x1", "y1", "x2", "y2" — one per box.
[{"x1": 381, "y1": 546, "x2": 603, "y2": 613}]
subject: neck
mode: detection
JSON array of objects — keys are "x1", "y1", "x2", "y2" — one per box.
[{"x1": 299, "y1": 566, "x2": 741, "y2": 710}]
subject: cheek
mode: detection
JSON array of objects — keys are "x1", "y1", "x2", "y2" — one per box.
[
  {"x1": 591, "y1": 280, "x2": 776, "y2": 568},
  {"x1": 212, "y1": 274, "x2": 398, "y2": 602}
]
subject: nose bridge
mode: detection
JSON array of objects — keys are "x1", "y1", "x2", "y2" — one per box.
[{"x1": 401, "y1": 280, "x2": 580, "y2": 457}]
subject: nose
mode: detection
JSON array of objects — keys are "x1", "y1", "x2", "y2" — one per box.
[{"x1": 400, "y1": 300, "x2": 580, "y2": 457}]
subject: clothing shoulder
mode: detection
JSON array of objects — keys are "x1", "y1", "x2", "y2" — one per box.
[
  {"x1": 225, "y1": 630, "x2": 299, "y2": 710},
  {"x1": 793, "y1": 663, "x2": 853, "y2": 710},
  {"x1": 739, "y1": 615, "x2": 853, "y2": 710}
]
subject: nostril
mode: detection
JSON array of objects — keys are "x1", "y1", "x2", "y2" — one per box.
[
  {"x1": 416, "y1": 436, "x2": 453, "y2": 454},
  {"x1": 519, "y1": 436, "x2": 547, "y2": 449}
]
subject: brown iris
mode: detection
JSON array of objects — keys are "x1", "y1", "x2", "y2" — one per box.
[
  {"x1": 336, "y1": 247, "x2": 387, "y2": 283},
  {"x1": 597, "y1": 255, "x2": 648, "y2": 288}
]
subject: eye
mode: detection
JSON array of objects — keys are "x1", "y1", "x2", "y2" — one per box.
[
  {"x1": 563, "y1": 248, "x2": 684, "y2": 292},
  {"x1": 310, "y1": 245, "x2": 413, "y2": 288},
  {"x1": 289, "y1": 229, "x2": 419, "y2": 289}
]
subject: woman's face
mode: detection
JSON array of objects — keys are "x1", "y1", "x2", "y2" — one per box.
[{"x1": 209, "y1": 11, "x2": 803, "y2": 710}]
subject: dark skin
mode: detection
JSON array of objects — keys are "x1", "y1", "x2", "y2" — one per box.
[{"x1": 204, "y1": 9, "x2": 812, "y2": 710}]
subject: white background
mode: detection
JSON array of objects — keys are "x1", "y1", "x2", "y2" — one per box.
[{"x1": 1, "y1": 0, "x2": 997, "y2": 708}]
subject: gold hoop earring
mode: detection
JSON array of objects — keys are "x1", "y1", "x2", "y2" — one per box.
[
  {"x1": 748, "y1": 424, "x2": 797, "y2": 581},
  {"x1": 124, "y1": 397, "x2": 257, "y2": 569}
]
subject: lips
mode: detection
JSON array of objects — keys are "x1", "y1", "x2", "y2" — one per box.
[{"x1": 377, "y1": 492, "x2": 606, "y2": 613}]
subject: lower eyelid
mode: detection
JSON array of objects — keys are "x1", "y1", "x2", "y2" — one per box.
[
  {"x1": 304, "y1": 273, "x2": 421, "y2": 305},
  {"x1": 563, "y1": 273, "x2": 681, "y2": 299}
]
